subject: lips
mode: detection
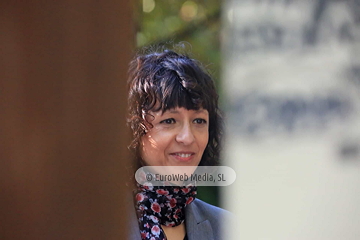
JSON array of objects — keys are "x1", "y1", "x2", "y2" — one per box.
[{"x1": 170, "y1": 152, "x2": 195, "y2": 162}]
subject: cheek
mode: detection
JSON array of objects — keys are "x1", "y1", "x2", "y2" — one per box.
[
  {"x1": 199, "y1": 131, "x2": 209, "y2": 152},
  {"x1": 139, "y1": 136, "x2": 155, "y2": 164},
  {"x1": 139, "y1": 133, "x2": 166, "y2": 165}
]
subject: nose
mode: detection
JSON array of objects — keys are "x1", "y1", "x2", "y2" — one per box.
[{"x1": 175, "y1": 124, "x2": 195, "y2": 145}]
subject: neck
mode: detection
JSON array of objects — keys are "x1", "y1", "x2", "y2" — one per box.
[{"x1": 162, "y1": 223, "x2": 186, "y2": 240}]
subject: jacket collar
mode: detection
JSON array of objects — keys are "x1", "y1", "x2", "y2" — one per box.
[{"x1": 185, "y1": 199, "x2": 214, "y2": 240}]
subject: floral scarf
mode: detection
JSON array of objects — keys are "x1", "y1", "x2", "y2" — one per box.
[{"x1": 134, "y1": 183, "x2": 197, "y2": 240}]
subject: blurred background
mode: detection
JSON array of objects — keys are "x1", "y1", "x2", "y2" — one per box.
[
  {"x1": 222, "y1": 0, "x2": 360, "y2": 239},
  {"x1": 134, "y1": 0, "x2": 221, "y2": 81}
]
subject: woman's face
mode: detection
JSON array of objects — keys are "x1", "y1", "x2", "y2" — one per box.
[{"x1": 140, "y1": 107, "x2": 209, "y2": 167}]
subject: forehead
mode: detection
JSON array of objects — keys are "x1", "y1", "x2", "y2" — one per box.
[
  {"x1": 150, "y1": 107, "x2": 209, "y2": 116},
  {"x1": 164, "y1": 108, "x2": 208, "y2": 115}
]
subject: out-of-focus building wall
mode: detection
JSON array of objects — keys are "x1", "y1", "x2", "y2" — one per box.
[
  {"x1": 0, "y1": 1, "x2": 132, "y2": 239},
  {"x1": 222, "y1": 0, "x2": 360, "y2": 239}
]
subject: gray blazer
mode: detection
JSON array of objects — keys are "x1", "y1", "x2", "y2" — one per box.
[{"x1": 128, "y1": 198, "x2": 229, "y2": 240}]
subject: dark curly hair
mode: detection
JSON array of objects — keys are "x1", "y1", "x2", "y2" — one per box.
[{"x1": 127, "y1": 49, "x2": 223, "y2": 169}]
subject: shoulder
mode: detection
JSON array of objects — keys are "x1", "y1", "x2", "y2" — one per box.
[
  {"x1": 190, "y1": 198, "x2": 232, "y2": 222},
  {"x1": 185, "y1": 198, "x2": 233, "y2": 240}
]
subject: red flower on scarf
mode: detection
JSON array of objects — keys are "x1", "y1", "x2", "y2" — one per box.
[
  {"x1": 181, "y1": 188, "x2": 190, "y2": 194},
  {"x1": 149, "y1": 215, "x2": 159, "y2": 223},
  {"x1": 136, "y1": 193, "x2": 145, "y2": 202},
  {"x1": 151, "y1": 202, "x2": 161, "y2": 213},
  {"x1": 166, "y1": 222, "x2": 175, "y2": 227},
  {"x1": 151, "y1": 225, "x2": 160, "y2": 236},
  {"x1": 169, "y1": 198, "x2": 177, "y2": 208},
  {"x1": 156, "y1": 189, "x2": 169, "y2": 195},
  {"x1": 141, "y1": 231, "x2": 148, "y2": 238},
  {"x1": 186, "y1": 197, "x2": 194, "y2": 205}
]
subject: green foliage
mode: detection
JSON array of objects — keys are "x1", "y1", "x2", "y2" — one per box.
[{"x1": 134, "y1": 0, "x2": 222, "y2": 84}]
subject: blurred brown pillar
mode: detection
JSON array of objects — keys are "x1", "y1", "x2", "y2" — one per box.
[{"x1": 0, "y1": 1, "x2": 133, "y2": 239}]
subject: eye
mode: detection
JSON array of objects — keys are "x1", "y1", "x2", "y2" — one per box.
[
  {"x1": 193, "y1": 118, "x2": 207, "y2": 124},
  {"x1": 160, "y1": 118, "x2": 176, "y2": 124}
]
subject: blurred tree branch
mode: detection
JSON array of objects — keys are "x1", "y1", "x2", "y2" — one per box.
[{"x1": 139, "y1": 8, "x2": 220, "y2": 48}]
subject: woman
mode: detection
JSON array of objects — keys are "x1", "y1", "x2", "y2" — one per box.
[{"x1": 127, "y1": 49, "x2": 228, "y2": 240}]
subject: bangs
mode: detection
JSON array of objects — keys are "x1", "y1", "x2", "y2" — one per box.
[{"x1": 148, "y1": 71, "x2": 206, "y2": 113}]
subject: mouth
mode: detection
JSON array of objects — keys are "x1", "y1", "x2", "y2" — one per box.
[{"x1": 170, "y1": 152, "x2": 195, "y2": 162}]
